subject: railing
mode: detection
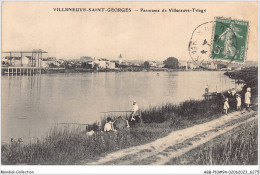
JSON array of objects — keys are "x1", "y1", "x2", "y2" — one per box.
[{"x1": 1, "y1": 67, "x2": 43, "y2": 75}]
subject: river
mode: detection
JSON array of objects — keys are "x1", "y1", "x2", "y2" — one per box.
[{"x1": 1, "y1": 71, "x2": 242, "y2": 143}]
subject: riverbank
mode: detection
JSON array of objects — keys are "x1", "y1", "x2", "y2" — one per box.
[
  {"x1": 2, "y1": 94, "x2": 257, "y2": 165},
  {"x1": 1, "y1": 97, "x2": 227, "y2": 165},
  {"x1": 1, "y1": 69, "x2": 258, "y2": 165},
  {"x1": 1, "y1": 66, "x2": 229, "y2": 75}
]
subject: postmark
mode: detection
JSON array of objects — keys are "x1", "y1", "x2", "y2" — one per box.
[{"x1": 189, "y1": 17, "x2": 249, "y2": 70}]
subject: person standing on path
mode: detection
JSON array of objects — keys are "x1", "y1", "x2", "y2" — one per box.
[
  {"x1": 236, "y1": 94, "x2": 241, "y2": 111},
  {"x1": 245, "y1": 87, "x2": 251, "y2": 110},
  {"x1": 224, "y1": 98, "x2": 230, "y2": 114}
]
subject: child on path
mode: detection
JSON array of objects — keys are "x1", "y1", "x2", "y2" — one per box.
[
  {"x1": 236, "y1": 94, "x2": 241, "y2": 110},
  {"x1": 224, "y1": 98, "x2": 230, "y2": 114}
]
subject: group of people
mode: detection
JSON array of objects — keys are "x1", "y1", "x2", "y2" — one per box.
[
  {"x1": 88, "y1": 86, "x2": 253, "y2": 135},
  {"x1": 103, "y1": 100, "x2": 140, "y2": 132},
  {"x1": 223, "y1": 87, "x2": 251, "y2": 114}
]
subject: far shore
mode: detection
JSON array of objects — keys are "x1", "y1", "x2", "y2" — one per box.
[{"x1": 1, "y1": 66, "x2": 236, "y2": 75}]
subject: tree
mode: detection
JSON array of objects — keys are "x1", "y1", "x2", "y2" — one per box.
[
  {"x1": 163, "y1": 57, "x2": 179, "y2": 69},
  {"x1": 49, "y1": 63, "x2": 58, "y2": 68},
  {"x1": 82, "y1": 62, "x2": 87, "y2": 69},
  {"x1": 115, "y1": 62, "x2": 120, "y2": 68},
  {"x1": 144, "y1": 61, "x2": 150, "y2": 68}
]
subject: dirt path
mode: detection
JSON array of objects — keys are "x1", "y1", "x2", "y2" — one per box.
[{"x1": 86, "y1": 110, "x2": 257, "y2": 165}]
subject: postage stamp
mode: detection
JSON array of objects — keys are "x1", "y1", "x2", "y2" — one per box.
[{"x1": 211, "y1": 17, "x2": 249, "y2": 63}]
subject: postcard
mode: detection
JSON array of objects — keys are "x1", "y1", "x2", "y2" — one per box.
[{"x1": 1, "y1": 1, "x2": 258, "y2": 174}]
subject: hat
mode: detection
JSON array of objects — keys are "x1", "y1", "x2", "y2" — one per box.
[{"x1": 133, "y1": 100, "x2": 136, "y2": 103}]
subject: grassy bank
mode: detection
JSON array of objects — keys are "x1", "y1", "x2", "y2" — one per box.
[
  {"x1": 2, "y1": 97, "x2": 226, "y2": 165},
  {"x1": 2, "y1": 94, "x2": 257, "y2": 165},
  {"x1": 167, "y1": 119, "x2": 258, "y2": 165}
]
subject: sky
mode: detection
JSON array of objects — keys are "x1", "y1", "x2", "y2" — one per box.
[{"x1": 2, "y1": 2, "x2": 258, "y2": 61}]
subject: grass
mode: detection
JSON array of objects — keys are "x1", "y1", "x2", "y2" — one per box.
[
  {"x1": 1, "y1": 99, "x2": 257, "y2": 165},
  {"x1": 141, "y1": 97, "x2": 223, "y2": 126},
  {"x1": 1, "y1": 122, "x2": 172, "y2": 165},
  {"x1": 167, "y1": 119, "x2": 258, "y2": 165},
  {"x1": 2, "y1": 94, "x2": 256, "y2": 165},
  {"x1": 1, "y1": 96, "x2": 227, "y2": 165}
]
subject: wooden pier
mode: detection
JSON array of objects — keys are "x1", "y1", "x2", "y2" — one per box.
[
  {"x1": 2, "y1": 67, "x2": 43, "y2": 75},
  {"x1": 2, "y1": 49, "x2": 48, "y2": 76}
]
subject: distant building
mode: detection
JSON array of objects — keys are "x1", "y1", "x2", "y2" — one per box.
[
  {"x1": 178, "y1": 61, "x2": 187, "y2": 68},
  {"x1": 149, "y1": 61, "x2": 157, "y2": 67},
  {"x1": 208, "y1": 62, "x2": 217, "y2": 70},
  {"x1": 86, "y1": 61, "x2": 95, "y2": 69},
  {"x1": 2, "y1": 56, "x2": 41, "y2": 67},
  {"x1": 200, "y1": 62, "x2": 217, "y2": 69},
  {"x1": 120, "y1": 61, "x2": 131, "y2": 66},
  {"x1": 216, "y1": 64, "x2": 227, "y2": 70},
  {"x1": 119, "y1": 54, "x2": 123, "y2": 65},
  {"x1": 3, "y1": 56, "x2": 22, "y2": 67},
  {"x1": 93, "y1": 59, "x2": 117, "y2": 69},
  {"x1": 21, "y1": 56, "x2": 33, "y2": 67},
  {"x1": 187, "y1": 61, "x2": 199, "y2": 69},
  {"x1": 40, "y1": 57, "x2": 59, "y2": 68},
  {"x1": 133, "y1": 63, "x2": 140, "y2": 66},
  {"x1": 110, "y1": 61, "x2": 116, "y2": 69},
  {"x1": 94, "y1": 58, "x2": 115, "y2": 69},
  {"x1": 58, "y1": 59, "x2": 65, "y2": 64}
]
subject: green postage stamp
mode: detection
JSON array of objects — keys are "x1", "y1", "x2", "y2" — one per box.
[{"x1": 211, "y1": 17, "x2": 249, "y2": 63}]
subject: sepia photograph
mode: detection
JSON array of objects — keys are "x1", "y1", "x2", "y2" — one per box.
[{"x1": 1, "y1": 1, "x2": 259, "y2": 174}]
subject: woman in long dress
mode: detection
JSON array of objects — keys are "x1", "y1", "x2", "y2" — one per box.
[{"x1": 244, "y1": 87, "x2": 251, "y2": 109}]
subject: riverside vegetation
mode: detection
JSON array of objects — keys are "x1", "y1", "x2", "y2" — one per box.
[
  {"x1": 1, "y1": 68, "x2": 258, "y2": 165},
  {"x1": 1, "y1": 98, "x2": 225, "y2": 165}
]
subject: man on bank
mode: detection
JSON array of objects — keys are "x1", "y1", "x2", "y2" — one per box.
[
  {"x1": 130, "y1": 100, "x2": 139, "y2": 121},
  {"x1": 104, "y1": 117, "x2": 114, "y2": 132}
]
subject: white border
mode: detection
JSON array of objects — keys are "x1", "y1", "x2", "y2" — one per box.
[{"x1": 0, "y1": 0, "x2": 259, "y2": 174}]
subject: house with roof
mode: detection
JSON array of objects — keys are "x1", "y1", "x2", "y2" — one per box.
[
  {"x1": 3, "y1": 56, "x2": 34, "y2": 67},
  {"x1": 40, "y1": 57, "x2": 60, "y2": 68},
  {"x1": 110, "y1": 61, "x2": 116, "y2": 69},
  {"x1": 94, "y1": 58, "x2": 107, "y2": 69},
  {"x1": 93, "y1": 58, "x2": 116, "y2": 69},
  {"x1": 149, "y1": 61, "x2": 157, "y2": 67}
]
